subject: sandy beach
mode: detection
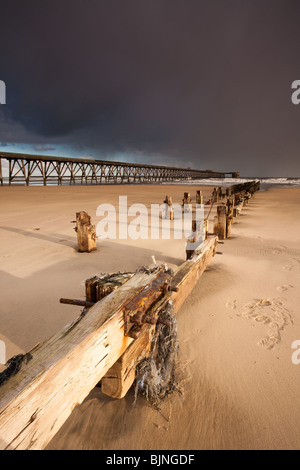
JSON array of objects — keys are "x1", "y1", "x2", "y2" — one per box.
[{"x1": 0, "y1": 184, "x2": 299, "y2": 450}]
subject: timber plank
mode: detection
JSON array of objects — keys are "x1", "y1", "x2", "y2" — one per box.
[
  {"x1": 171, "y1": 236, "x2": 218, "y2": 313},
  {"x1": 0, "y1": 237, "x2": 219, "y2": 448},
  {"x1": 0, "y1": 271, "x2": 160, "y2": 450},
  {"x1": 101, "y1": 236, "x2": 218, "y2": 399}
]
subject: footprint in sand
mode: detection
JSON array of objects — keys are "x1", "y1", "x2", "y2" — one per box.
[
  {"x1": 283, "y1": 259, "x2": 300, "y2": 271},
  {"x1": 237, "y1": 298, "x2": 293, "y2": 350},
  {"x1": 276, "y1": 285, "x2": 294, "y2": 293},
  {"x1": 225, "y1": 299, "x2": 237, "y2": 310}
]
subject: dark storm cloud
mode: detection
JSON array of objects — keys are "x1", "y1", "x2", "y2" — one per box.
[{"x1": 1, "y1": 0, "x2": 300, "y2": 175}]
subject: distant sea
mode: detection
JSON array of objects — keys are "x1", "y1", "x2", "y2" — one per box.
[
  {"x1": 163, "y1": 177, "x2": 300, "y2": 190},
  {"x1": 1, "y1": 173, "x2": 300, "y2": 189}
]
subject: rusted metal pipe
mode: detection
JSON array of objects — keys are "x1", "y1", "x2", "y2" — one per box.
[
  {"x1": 156, "y1": 318, "x2": 172, "y2": 327},
  {"x1": 167, "y1": 285, "x2": 178, "y2": 292},
  {"x1": 60, "y1": 298, "x2": 95, "y2": 308}
]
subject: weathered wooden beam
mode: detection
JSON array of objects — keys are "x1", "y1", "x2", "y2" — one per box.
[
  {"x1": 163, "y1": 195, "x2": 174, "y2": 220},
  {"x1": 75, "y1": 211, "x2": 97, "y2": 253},
  {"x1": 85, "y1": 273, "x2": 134, "y2": 302},
  {"x1": 196, "y1": 190, "x2": 203, "y2": 205},
  {"x1": 185, "y1": 219, "x2": 202, "y2": 260},
  {"x1": 101, "y1": 323, "x2": 156, "y2": 399},
  {"x1": 226, "y1": 198, "x2": 234, "y2": 238},
  {"x1": 231, "y1": 180, "x2": 260, "y2": 195},
  {"x1": 0, "y1": 270, "x2": 163, "y2": 450},
  {"x1": 0, "y1": 236, "x2": 218, "y2": 449},
  {"x1": 233, "y1": 200, "x2": 244, "y2": 217},
  {"x1": 212, "y1": 188, "x2": 218, "y2": 202},
  {"x1": 171, "y1": 235, "x2": 218, "y2": 312},
  {"x1": 213, "y1": 205, "x2": 227, "y2": 240},
  {"x1": 101, "y1": 236, "x2": 218, "y2": 398}
]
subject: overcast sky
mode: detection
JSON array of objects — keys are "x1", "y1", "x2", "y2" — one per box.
[{"x1": 0, "y1": 0, "x2": 300, "y2": 176}]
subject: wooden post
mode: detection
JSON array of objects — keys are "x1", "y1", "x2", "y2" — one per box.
[
  {"x1": 183, "y1": 192, "x2": 191, "y2": 204},
  {"x1": 196, "y1": 190, "x2": 203, "y2": 205},
  {"x1": 244, "y1": 192, "x2": 251, "y2": 205},
  {"x1": 164, "y1": 195, "x2": 174, "y2": 220},
  {"x1": 226, "y1": 198, "x2": 234, "y2": 238},
  {"x1": 186, "y1": 219, "x2": 199, "y2": 260},
  {"x1": 204, "y1": 219, "x2": 208, "y2": 239},
  {"x1": 213, "y1": 215, "x2": 218, "y2": 235},
  {"x1": 182, "y1": 192, "x2": 192, "y2": 212},
  {"x1": 212, "y1": 188, "x2": 218, "y2": 203},
  {"x1": 233, "y1": 200, "x2": 244, "y2": 217},
  {"x1": 85, "y1": 273, "x2": 134, "y2": 302},
  {"x1": 214, "y1": 205, "x2": 227, "y2": 240},
  {"x1": 164, "y1": 195, "x2": 172, "y2": 206},
  {"x1": 75, "y1": 212, "x2": 97, "y2": 252}
]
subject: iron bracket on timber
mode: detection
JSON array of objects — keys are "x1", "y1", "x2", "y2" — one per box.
[{"x1": 60, "y1": 267, "x2": 179, "y2": 339}]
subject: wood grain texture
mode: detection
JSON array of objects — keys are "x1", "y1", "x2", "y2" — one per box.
[
  {"x1": 101, "y1": 236, "x2": 218, "y2": 399},
  {"x1": 76, "y1": 211, "x2": 97, "y2": 253},
  {"x1": 0, "y1": 271, "x2": 159, "y2": 450},
  {"x1": 0, "y1": 237, "x2": 217, "y2": 449}
]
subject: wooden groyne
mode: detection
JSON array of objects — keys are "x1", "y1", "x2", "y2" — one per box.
[
  {"x1": 0, "y1": 180, "x2": 259, "y2": 450},
  {"x1": 0, "y1": 151, "x2": 239, "y2": 186}
]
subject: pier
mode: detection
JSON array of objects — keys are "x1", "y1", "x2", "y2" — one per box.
[{"x1": 0, "y1": 151, "x2": 239, "y2": 186}]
